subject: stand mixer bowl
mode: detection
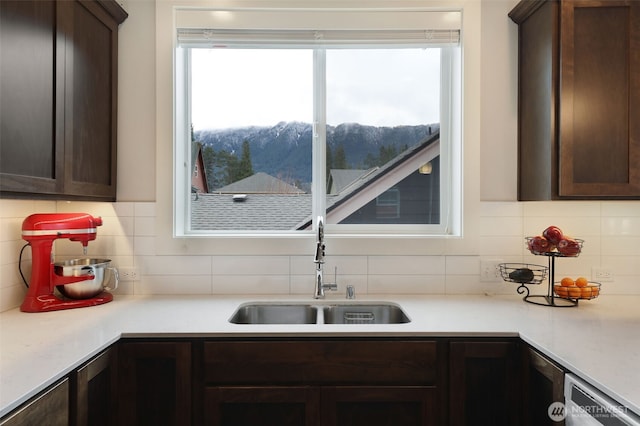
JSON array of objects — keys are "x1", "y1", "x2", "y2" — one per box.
[{"x1": 54, "y1": 258, "x2": 118, "y2": 299}]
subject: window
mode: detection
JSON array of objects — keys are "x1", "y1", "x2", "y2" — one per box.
[{"x1": 174, "y1": 8, "x2": 461, "y2": 236}]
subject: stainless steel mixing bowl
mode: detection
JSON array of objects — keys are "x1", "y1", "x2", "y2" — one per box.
[{"x1": 54, "y1": 258, "x2": 119, "y2": 299}]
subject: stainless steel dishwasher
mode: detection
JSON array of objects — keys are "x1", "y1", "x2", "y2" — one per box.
[{"x1": 564, "y1": 374, "x2": 640, "y2": 425}]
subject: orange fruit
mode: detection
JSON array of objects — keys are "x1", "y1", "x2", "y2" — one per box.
[
  {"x1": 554, "y1": 286, "x2": 568, "y2": 297},
  {"x1": 575, "y1": 277, "x2": 589, "y2": 288},
  {"x1": 568, "y1": 287, "x2": 581, "y2": 298},
  {"x1": 561, "y1": 277, "x2": 574, "y2": 287},
  {"x1": 580, "y1": 287, "x2": 592, "y2": 298}
]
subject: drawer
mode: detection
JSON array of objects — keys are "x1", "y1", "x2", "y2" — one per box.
[{"x1": 203, "y1": 339, "x2": 438, "y2": 385}]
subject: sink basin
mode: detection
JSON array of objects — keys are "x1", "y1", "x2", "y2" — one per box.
[
  {"x1": 229, "y1": 303, "x2": 317, "y2": 324},
  {"x1": 229, "y1": 302, "x2": 410, "y2": 325},
  {"x1": 322, "y1": 303, "x2": 410, "y2": 324}
]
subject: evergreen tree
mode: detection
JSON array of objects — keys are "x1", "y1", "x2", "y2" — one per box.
[
  {"x1": 202, "y1": 145, "x2": 216, "y2": 190},
  {"x1": 334, "y1": 144, "x2": 348, "y2": 169},
  {"x1": 326, "y1": 143, "x2": 333, "y2": 178},
  {"x1": 237, "y1": 140, "x2": 254, "y2": 180},
  {"x1": 225, "y1": 152, "x2": 240, "y2": 184}
]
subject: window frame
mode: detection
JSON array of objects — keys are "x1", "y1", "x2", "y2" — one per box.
[{"x1": 173, "y1": 6, "x2": 462, "y2": 239}]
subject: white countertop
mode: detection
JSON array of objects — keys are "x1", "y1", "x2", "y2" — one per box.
[{"x1": 1, "y1": 294, "x2": 639, "y2": 418}]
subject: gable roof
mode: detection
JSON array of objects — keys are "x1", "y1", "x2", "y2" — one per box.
[
  {"x1": 215, "y1": 171, "x2": 304, "y2": 194},
  {"x1": 191, "y1": 142, "x2": 210, "y2": 193},
  {"x1": 327, "y1": 169, "x2": 376, "y2": 195},
  {"x1": 323, "y1": 131, "x2": 440, "y2": 225}
]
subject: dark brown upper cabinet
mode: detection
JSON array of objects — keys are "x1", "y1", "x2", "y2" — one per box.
[
  {"x1": 510, "y1": 0, "x2": 639, "y2": 200},
  {"x1": 0, "y1": 0, "x2": 127, "y2": 201}
]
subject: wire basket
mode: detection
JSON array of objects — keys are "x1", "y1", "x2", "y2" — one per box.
[
  {"x1": 525, "y1": 237, "x2": 585, "y2": 257},
  {"x1": 553, "y1": 282, "x2": 601, "y2": 300},
  {"x1": 499, "y1": 263, "x2": 548, "y2": 285}
]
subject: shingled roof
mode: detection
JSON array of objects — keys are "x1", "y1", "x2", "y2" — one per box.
[
  {"x1": 216, "y1": 172, "x2": 304, "y2": 194},
  {"x1": 191, "y1": 193, "x2": 312, "y2": 230}
]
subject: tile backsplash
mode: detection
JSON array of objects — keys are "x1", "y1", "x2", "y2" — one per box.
[{"x1": 1, "y1": 198, "x2": 639, "y2": 312}]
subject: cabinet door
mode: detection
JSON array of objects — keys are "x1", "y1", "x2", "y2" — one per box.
[
  {"x1": 0, "y1": 0, "x2": 63, "y2": 195},
  {"x1": 449, "y1": 340, "x2": 521, "y2": 426},
  {"x1": 58, "y1": 0, "x2": 118, "y2": 199},
  {"x1": 559, "y1": 0, "x2": 640, "y2": 197},
  {"x1": 118, "y1": 341, "x2": 192, "y2": 426},
  {"x1": 204, "y1": 386, "x2": 320, "y2": 426},
  {"x1": 71, "y1": 346, "x2": 117, "y2": 426},
  {"x1": 511, "y1": 0, "x2": 558, "y2": 201},
  {"x1": 0, "y1": 379, "x2": 69, "y2": 426},
  {"x1": 0, "y1": 0, "x2": 123, "y2": 200},
  {"x1": 523, "y1": 347, "x2": 564, "y2": 426},
  {"x1": 322, "y1": 386, "x2": 438, "y2": 426}
]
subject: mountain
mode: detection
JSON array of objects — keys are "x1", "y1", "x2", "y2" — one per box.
[{"x1": 194, "y1": 122, "x2": 439, "y2": 187}]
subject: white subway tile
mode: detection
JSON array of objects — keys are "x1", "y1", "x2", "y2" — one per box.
[
  {"x1": 479, "y1": 216, "x2": 522, "y2": 236},
  {"x1": 212, "y1": 256, "x2": 289, "y2": 275},
  {"x1": 601, "y1": 236, "x2": 640, "y2": 256},
  {"x1": 601, "y1": 217, "x2": 640, "y2": 236},
  {"x1": 136, "y1": 275, "x2": 212, "y2": 295},
  {"x1": 523, "y1": 201, "x2": 601, "y2": 217},
  {"x1": 445, "y1": 256, "x2": 480, "y2": 275},
  {"x1": 601, "y1": 201, "x2": 640, "y2": 217},
  {"x1": 480, "y1": 201, "x2": 523, "y2": 217},
  {"x1": 141, "y1": 255, "x2": 212, "y2": 275},
  {"x1": 368, "y1": 275, "x2": 445, "y2": 294},
  {"x1": 134, "y1": 202, "x2": 156, "y2": 217},
  {"x1": 368, "y1": 256, "x2": 445, "y2": 275},
  {"x1": 134, "y1": 216, "x2": 156, "y2": 236},
  {"x1": 133, "y1": 236, "x2": 155, "y2": 256},
  {"x1": 112, "y1": 202, "x2": 135, "y2": 217},
  {"x1": 213, "y1": 275, "x2": 290, "y2": 294},
  {"x1": 0, "y1": 284, "x2": 26, "y2": 312}
]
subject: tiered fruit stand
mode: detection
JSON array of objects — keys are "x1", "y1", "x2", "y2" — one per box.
[{"x1": 500, "y1": 237, "x2": 600, "y2": 307}]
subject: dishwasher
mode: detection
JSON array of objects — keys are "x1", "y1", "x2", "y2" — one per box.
[{"x1": 564, "y1": 374, "x2": 640, "y2": 425}]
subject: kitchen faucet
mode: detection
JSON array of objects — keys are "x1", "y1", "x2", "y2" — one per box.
[{"x1": 314, "y1": 216, "x2": 337, "y2": 299}]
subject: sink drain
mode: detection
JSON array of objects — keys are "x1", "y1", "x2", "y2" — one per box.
[{"x1": 343, "y1": 312, "x2": 375, "y2": 324}]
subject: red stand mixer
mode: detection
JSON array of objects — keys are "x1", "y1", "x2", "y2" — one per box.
[{"x1": 21, "y1": 213, "x2": 114, "y2": 313}]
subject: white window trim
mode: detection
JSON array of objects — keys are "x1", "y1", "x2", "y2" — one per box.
[{"x1": 165, "y1": 2, "x2": 463, "y2": 243}]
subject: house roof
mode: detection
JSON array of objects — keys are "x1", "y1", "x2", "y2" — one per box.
[
  {"x1": 191, "y1": 193, "x2": 312, "y2": 230},
  {"x1": 215, "y1": 171, "x2": 304, "y2": 194},
  {"x1": 327, "y1": 169, "x2": 376, "y2": 195},
  {"x1": 191, "y1": 141, "x2": 210, "y2": 193},
  {"x1": 323, "y1": 131, "x2": 440, "y2": 225}
]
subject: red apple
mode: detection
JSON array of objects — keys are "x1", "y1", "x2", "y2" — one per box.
[
  {"x1": 528, "y1": 235, "x2": 552, "y2": 254},
  {"x1": 542, "y1": 226, "x2": 564, "y2": 245},
  {"x1": 557, "y1": 238, "x2": 581, "y2": 256}
]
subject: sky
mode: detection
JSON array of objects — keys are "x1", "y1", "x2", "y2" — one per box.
[{"x1": 190, "y1": 47, "x2": 441, "y2": 131}]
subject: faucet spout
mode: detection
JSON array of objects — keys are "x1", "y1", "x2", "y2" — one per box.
[{"x1": 313, "y1": 216, "x2": 336, "y2": 299}]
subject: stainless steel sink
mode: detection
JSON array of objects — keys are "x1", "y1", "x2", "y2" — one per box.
[
  {"x1": 229, "y1": 303, "x2": 317, "y2": 324},
  {"x1": 322, "y1": 303, "x2": 410, "y2": 324},
  {"x1": 229, "y1": 302, "x2": 410, "y2": 325}
]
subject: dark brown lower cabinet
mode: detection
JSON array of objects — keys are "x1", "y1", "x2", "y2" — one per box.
[
  {"x1": 523, "y1": 346, "x2": 565, "y2": 426},
  {"x1": 0, "y1": 379, "x2": 69, "y2": 426},
  {"x1": 205, "y1": 386, "x2": 320, "y2": 426},
  {"x1": 204, "y1": 386, "x2": 437, "y2": 426},
  {"x1": 71, "y1": 346, "x2": 117, "y2": 426},
  {"x1": 449, "y1": 339, "x2": 522, "y2": 426},
  {"x1": 117, "y1": 341, "x2": 192, "y2": 426},
  {"x1": 323, "y1": 386, "x2": 437, "y2": 426},
  {"x1": 201, "y1": 339, "x2": 442, "y2": 426},
  {"x1": 0, "y1": 337, "x2": 543, "y2": 426}
]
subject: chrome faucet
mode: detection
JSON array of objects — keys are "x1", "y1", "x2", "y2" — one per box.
[{"x1": 314, "y1": 216, "x2": 337, "y2": 299}]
